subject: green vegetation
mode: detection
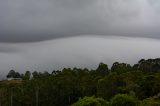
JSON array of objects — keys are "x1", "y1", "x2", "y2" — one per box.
[
  {"x1": 0, "y1": 58, "x2": 160, "y2": 106},
  {"x1": 110, "y1": 94, "x2": 139, "y2": 106},
  {"x1": 72, "y1": 96, "x2": 109, "y2": 106}
]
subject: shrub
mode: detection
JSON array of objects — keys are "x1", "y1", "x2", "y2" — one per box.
[
  {"x1": 72, "y1": 96, "x2": 109, "y2": 106},
  {"x1": 141, "y1": 93, "x2": 160, "y2": 106},
  {"x1": 110, "y1": 94, "x2": 139, "y2": 106}
]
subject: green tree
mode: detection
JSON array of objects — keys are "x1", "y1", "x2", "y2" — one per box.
[
  {"x1": 96, "y1": 62, "x2": 109, "y2": 75},
  {"x1": 111, "y1": 62, "x2": 131, "y2": 74},
  {"x1": 23, "y1": 71, "x2": 31, "y2": 80},
  {"x1": 139, "y1": 75, "x2": 160, "y2": 99},
  {"x1": 97, "y1": 73, "x2": 125, "y2": 100},
  {"x1": 32, "y1": 71, "x2": 39, "y2": 79},
  {"x1": 6, "y1": 70, "x2": 16, "y2": 78},
  {"x1": 14, "y1": 72, "x2": 21, "y2": 78}
]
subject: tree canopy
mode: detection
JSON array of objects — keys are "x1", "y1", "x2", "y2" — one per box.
[{"x1": 1, "y1": 58, "x2": 160, "y2": 106}]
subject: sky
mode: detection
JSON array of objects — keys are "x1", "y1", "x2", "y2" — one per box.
[{"x1": 0, "y1": 0, "x2": 160, "y2": 76}]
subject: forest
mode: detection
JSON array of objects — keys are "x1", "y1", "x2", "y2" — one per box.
[{"x1": 0, "y1": 58, "x2": 160, "y2": 106}]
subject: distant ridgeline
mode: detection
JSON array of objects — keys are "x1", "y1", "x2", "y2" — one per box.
[{"x1": 0, "y1": 58, "x2": 160, "y2": 106}]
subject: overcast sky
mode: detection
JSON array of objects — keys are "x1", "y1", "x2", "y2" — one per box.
[{"x1": 0, "y1": 0, "x2": 160, "y2": 76}]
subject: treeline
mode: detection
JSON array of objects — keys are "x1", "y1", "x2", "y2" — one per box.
[{"x1": 0, "y1": 58, "x2": 160, "y2": 106}]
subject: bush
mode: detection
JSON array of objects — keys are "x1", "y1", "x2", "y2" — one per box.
[
  {"x1": 110, "y1": 94, "x2": 139, "y2": 106},
  {"x1": 72, "y1": 96, "x2": 109, "y2": 106},
  {"x1": 141, "y1": 93, "x2": 160, "y2": 106}
]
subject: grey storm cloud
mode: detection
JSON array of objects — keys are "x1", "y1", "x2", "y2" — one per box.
[
  {"x1": 0, "y1": 0, "x2": 160, "y2": 42},
  {"x1": 0, "y1": 0, "x2": 160, "y2": 78}
]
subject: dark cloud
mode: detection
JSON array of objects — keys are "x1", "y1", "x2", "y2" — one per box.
[
  {"x1": 0, "y1": 0, "x2": 160, "y2": 78},
  {"x1": 0, "y1": 0, "x2": 160, "y2": 42}
]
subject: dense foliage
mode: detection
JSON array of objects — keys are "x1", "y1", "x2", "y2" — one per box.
[
  {"x1": 110, "y1": 94, "x2": 139, "y2": 106},
  {"x1": 0, "y1": 58, "x2": 160, "y2": 106},
  {"x1": 72, "y1": 96, "x2": 109, "y2": 106}
]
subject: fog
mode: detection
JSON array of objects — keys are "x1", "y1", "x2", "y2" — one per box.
[{"x1": 0, "y1": 36, "x2": 160, "y2": 77}]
